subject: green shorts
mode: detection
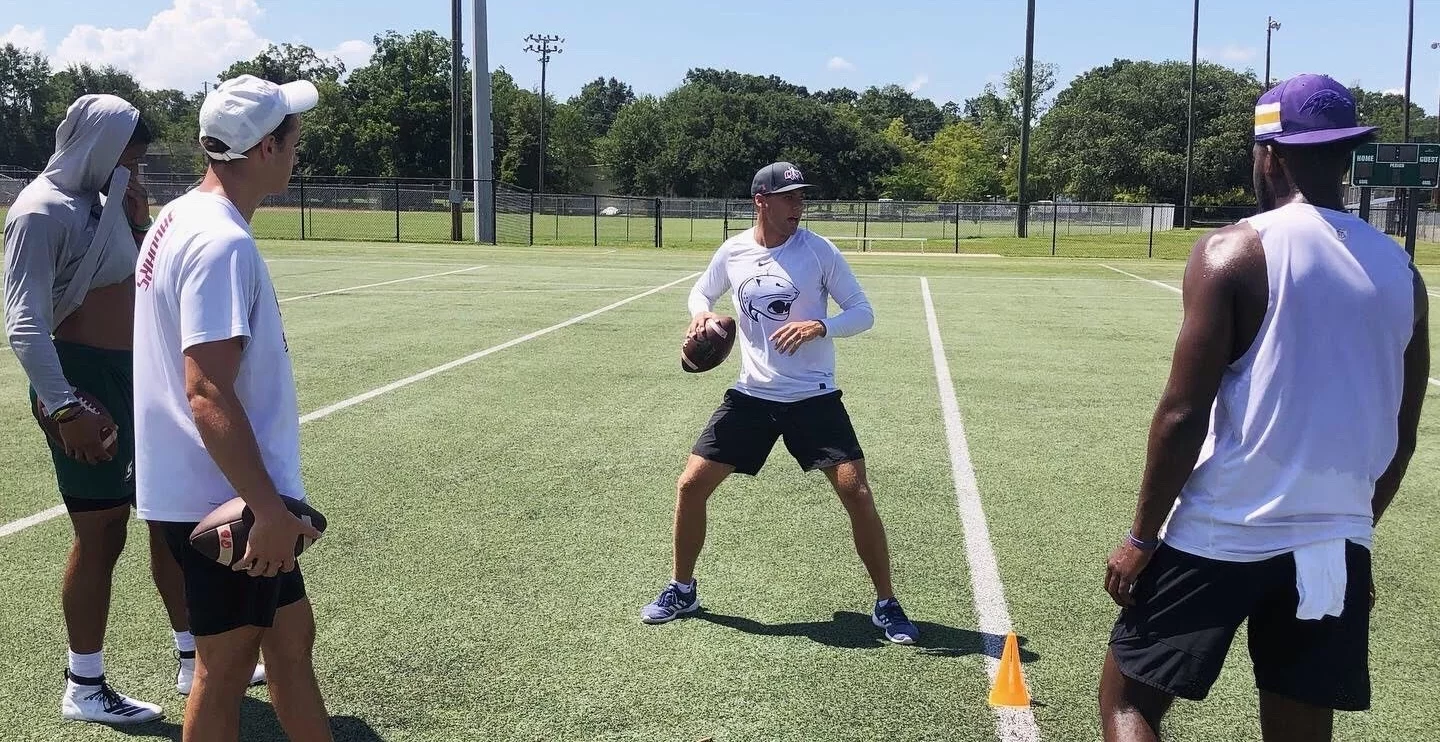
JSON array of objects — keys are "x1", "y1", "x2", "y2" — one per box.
[{"x1": 28, "y1": 341, "x2": 135, "y2": 507}]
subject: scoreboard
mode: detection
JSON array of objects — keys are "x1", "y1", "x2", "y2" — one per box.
[{"x1": 1350, "y1": 142, "x2": 1440, "y2": 188}]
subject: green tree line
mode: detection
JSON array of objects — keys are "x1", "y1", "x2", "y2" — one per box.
[{"x1": 2, "y1": 31, "x2": 1434, "y2": 205}]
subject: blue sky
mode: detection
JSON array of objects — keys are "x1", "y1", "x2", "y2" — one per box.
[{"x1": 4, "y1": 0, "x2": 1437, "y2": 111}]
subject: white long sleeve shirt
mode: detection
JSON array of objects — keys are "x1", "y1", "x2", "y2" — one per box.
[{"x1": 688, "y1": 227, "x2": 873, "y2": 402}]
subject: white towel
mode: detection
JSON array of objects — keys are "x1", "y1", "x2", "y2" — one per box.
[{"x1": 1293, "y1": 539, "x2": 1348, "y2": 620}]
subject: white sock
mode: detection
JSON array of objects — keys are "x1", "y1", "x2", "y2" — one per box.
[
  {"x1": 68, "y1": 650, "x2": 104, "y2": 680},
  {"x1": 174, "y1": 631, "x2": 196, "y2": 655},
  {"x1": 671, "y1": 579, "x2": 695, "y2": 593}
]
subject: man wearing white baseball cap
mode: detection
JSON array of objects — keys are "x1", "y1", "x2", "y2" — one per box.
[{"x1": 132, "y1": 74, "x2": 329, "y2": 741}]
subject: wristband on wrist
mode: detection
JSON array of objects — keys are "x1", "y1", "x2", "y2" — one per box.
[
  {"x1": 1126, "y1": 530, "x2": 1160, "y2": 552},
  {"x1": 50, "y1": 401, "x2": 83, "y2": 423}
]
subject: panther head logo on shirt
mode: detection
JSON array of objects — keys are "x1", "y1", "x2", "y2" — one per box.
[{"x1": 738, "y1": 275, "x2": 799, "y2": 322}]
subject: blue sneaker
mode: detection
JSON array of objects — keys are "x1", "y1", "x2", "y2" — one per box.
[
  {"x1": 640, "y1": 580, "x2": 701, "y2": 624},
  {"x1": 872, "y1": 598, "x2": 918, "y2": 644}
]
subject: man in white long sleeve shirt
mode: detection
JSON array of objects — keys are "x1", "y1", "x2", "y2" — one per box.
[{"x1": 640, "y1": 162, "x2": 919, "y2": 645}]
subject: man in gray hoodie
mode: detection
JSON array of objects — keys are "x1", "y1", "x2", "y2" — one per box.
[{"x1": 4, "y1": 94, "x2": 257, "y2": 725}]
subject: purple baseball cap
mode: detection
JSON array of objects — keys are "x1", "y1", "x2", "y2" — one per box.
[{"x1": 1254, "y1": 73, "x2": 1376, "y2": 145}]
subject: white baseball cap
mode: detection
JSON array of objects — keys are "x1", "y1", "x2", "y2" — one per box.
[{"x1": 198, "y1": 74, "x2": 319, "y2": 161}]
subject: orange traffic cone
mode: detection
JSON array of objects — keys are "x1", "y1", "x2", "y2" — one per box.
[{"x1": 987, "y1": 631, "x2": 1030, "y2": 708}]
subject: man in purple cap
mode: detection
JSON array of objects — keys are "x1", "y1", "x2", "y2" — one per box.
[
  {"x1": 1099, "y1": 74, "x2": 1429, "y2": 741},
  {"x1": 639, "y1": 161, "x2": 920, "y2": 646}
]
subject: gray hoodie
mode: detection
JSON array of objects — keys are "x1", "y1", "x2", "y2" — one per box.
[{"x1": 3, "y1": 94, "x2": 141, "y2": 413}]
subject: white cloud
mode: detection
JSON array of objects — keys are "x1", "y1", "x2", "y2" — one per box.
[
  {"x1": 0, "y1": 24, "x2": 47, "y2": 52},
  {"x1": 326, "y1": 39, "x2": 374, "y2": 76},
  {"x1": 53, "y1": 0, "x2": 269, "y2": 90},
  {"x1": 906, "y1": 74, "x2": 929, "y2": 93},
  {"x1": 1199, "y1": 44, "x2": 1258, "y2": 64},
  {"x1": 827, "y1": 56, "x2": 855, "y2": 72}
]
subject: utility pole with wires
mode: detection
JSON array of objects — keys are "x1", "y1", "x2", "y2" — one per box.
[{"x1": 523, "y1": 33, "x2": 563, "y2": 194}]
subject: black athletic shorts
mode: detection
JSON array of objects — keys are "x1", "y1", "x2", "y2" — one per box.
[
  {"x1": 691, "y1": 389, "x2": 864, "y2": 476},
  {"x1": 159, "y1": 521, "x2": 307, "y2": 637},
  {"x1": 1109, "y1": 541, "x2": 1372, "y2": 711}
]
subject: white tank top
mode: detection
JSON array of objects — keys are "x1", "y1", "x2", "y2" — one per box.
[{"x1": 1160, "y1": 202, "x2": 1416, "y2": 562}]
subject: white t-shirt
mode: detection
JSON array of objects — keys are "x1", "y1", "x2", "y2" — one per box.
[
  {"x1": 688, "y1": 227, "x2": 874, "y2": 402},
  {"x1": 132, "y1": 190, "x2": 305, "y2": 523}
]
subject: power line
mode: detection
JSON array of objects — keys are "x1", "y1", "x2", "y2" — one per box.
[{"x1": 523, "y1": 33, "x2": 564, "y2": 194}]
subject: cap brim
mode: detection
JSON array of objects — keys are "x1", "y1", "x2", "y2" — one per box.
[
  {"x1": 1264, "y1": 125, "x2": 1377, "y2": 146},
  {"x1": 278, "y1": 80, "x2": 320, "y2": 115},
  {"x1": 766, "y1": 183, "x2": 816, "y2": 194}
]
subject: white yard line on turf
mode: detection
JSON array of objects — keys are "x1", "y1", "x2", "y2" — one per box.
[
  {"x1": 920, "y1": 277, "x2": 1041, "y2": 742},
  {"x1": 0, "y1": 506, "x2": 66, "y2": 538},
  {"x1": 278, "y1": 265, "x2": 486, "y2": 303},
  {"x1": 1103, "y1": 266, "x2": 1440, "y2": 390},
  {"x1": 1099, "y1": 264, "x2": 1180, "y2": 294},
  {"x1": 0, "y1": 272, "x2": 701, "y2": 540}
]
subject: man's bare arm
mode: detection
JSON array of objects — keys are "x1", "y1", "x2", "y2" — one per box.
[
  {"x1": 1373, "y1": 268, "x2": 1430, "y2": 527},
  {"x1": 1129, "y1": 226, "x2": 1259, "y2": 540}
]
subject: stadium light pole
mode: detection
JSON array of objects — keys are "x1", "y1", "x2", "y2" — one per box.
[
  {"x1": 1264, "y1": 16, "x2": 1280, "y2": 89},
  {"x1": 449, "y1": 0, "x2": 464, "y2": 241},
  {"x1": 472, "y1": 0, "x2": 495, "y2": 243},
  {"x1": 1016, "y1": 0, "x2": 1036, "y2": 238},
  {"x1": 524, "y1": 34, "x2": 564, "y2": 194},
  {"x1": 1183, "y1": 0, "x2": 1198, "y2": 229}
]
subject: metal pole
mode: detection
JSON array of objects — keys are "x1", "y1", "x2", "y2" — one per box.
[
  {"x1": 472, "y1": 0, "x2": 495, "y2": 243},
  {"x1": 1017, "y1": 0, "x2": 1036, "y2": 238},
  {"x1": 1149, "y1": 205, "x2": 1156, "y2": 257},
  {"x1": 449, "y1": 0, "x2": 464, "y2": 241},
  {"x1": 524, "y1": 34, "x2": 564, "y2": 194},
  {"x1": 1264, "y1": 17, "x2": 1280, "y2": 89},
  {"x1": 1404, "y1": 0, "x2": 1417, "y2": 258},
  {"x1": 298, "y1": 175, "x2": 306, "y2": 239},
  {"x1": 395, "y1": 178, "x2": 401, "y2": 242},
  {"x1": 1050, "y1": 199, "x2": 1058, "y2": 255},
  {"x1": 593, "y1": 195, "x2": 599, "y2": 246},
  {"x1": 1183, "y1": 0, "x2": 1198, "y2": 229}
]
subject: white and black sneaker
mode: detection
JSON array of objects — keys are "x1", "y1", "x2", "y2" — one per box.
[
  {"x1": 175, "y1": 651, "x2": 266, "y2": 696},
  {"x1": 61, "y1": 670, "x2": 163, "y2": 724}
]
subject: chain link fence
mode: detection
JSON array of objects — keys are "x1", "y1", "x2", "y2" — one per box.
[{"x1": 2, "y1": 168, "x2": 1435, "y2": 258}]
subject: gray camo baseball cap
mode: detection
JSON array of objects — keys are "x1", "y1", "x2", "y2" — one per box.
[{"x1": 751, "y1": 161, "x2": 815, "y2": 196}]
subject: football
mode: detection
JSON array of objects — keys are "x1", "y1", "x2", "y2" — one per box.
[
  {"x1": 188, "y1": 495, "x2": 327, "y2": 567},
  {"x1": 33, "y1": 390, "x2": 118, "y2": 457},
  {"x1": 682, "y1": 315, "x2": 737, "y2": 373}
]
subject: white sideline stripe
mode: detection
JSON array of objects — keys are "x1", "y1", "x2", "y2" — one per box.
[
  {"x1": 1099, "y1": 264, "x2": 1180, "y2": 294},
  {"x1": 0, "y1": 272, "x2": 700, "y2": 540},
  {"x1": 920, "y1": 277, "x2": 1041, "y2": 742},
  {"x1": 1104, "y1": 266, "x2": 1440, "y2": 390},
  {"x1": 279, "y1": 265, "x2": 486, "y2": 303},
  {"x1": 0, "y1": 506, "x2": 66, "y2": 538},
  {"x1": 298, "y1": 272, "x2": 699, "y2": 423}
]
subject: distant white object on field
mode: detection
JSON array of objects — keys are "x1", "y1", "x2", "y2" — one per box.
[{"x1": 601, "y1": 206, "x2": 621, "y2": 216}]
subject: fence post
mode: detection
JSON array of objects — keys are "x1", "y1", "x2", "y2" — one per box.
[
  {"x1": 953, "y1": 202, "x2": 960, "y2": 253},
  {"x1": 1149, "y1": 205, "x2": 1156, "y2": 258},
  {"x1": 723, "y1": 200, "x2": 729, "y2": 240},
  {"x1": 593, "y1": 195, "x2": 599, "y2": 246},
  {"x1": 1051, "y1": 201, "x2": 1058, "y2": 256},
  {"x1": 298, "y1": 175, "x2": 306, "y2": 239},
  {"x1": 654, "y1": 198, "x2": 663, "y2": 248},
  {"x1": 862, "y1": 202, "x2": 869, "y2": 251},
  {"x1": 529, "y1": 192, "x2": 535, "y2": 246},
  {"x1": 394, "y1": 178, "x2": 401, "y2": 242}
]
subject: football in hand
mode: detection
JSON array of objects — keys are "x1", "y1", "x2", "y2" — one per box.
[
  {"x1": 189, "y1": 495, "x2": 327, "y2": 567},
  {"x1": 682, "y1": 315, "x2": 737, "y2": 373},
  {"x1": 34, "y1": 390, "x2": 118, "y2": 457}
]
